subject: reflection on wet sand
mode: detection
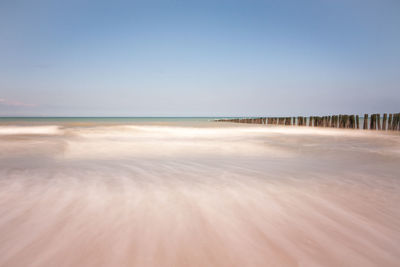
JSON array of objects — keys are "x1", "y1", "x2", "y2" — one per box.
[{"x1": 0, "y1": 123, "x2": 399, "y2": 267}]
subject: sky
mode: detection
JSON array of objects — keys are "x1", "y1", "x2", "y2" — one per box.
[{"x1": 0, "y1": 0, "x2": 399, "y2": 116}]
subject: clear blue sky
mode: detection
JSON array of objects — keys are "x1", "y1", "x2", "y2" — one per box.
[{"x1": 0, "y1": 0, "x2": 399, "y2": 116}]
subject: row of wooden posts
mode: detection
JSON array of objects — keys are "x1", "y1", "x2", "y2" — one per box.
[{"x1": 215, "y1": 113, "x2": 400, "y2": 130}]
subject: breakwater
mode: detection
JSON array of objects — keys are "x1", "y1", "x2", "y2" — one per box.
[{"x1": 216, "y1": 113, "x2": 400, "y2": 130}]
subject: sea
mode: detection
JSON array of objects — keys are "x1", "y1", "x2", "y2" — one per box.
[{"x1": 0, "y1": 117, "x2": 399, "y2": 267}]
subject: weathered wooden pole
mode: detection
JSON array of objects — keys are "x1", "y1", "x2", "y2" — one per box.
[
  {"x1": 370, "y1": 114, "x2": 376, "y2": 130},
  {"x1": 348, "y1": 115, "x2": 352, "y2": 128},
  {"x1": 388, "y1": 114, "x2": 393, "y2": 130},
  {"x1": 369, "y1": 114, "x2": 375, "y2": 130},
  {"x1": 377, "y1": 114, "x2": 381, "y2": 130},
  {"x1": 363, "y1": 114, "x2": 368, "y2": 129},
  {"x1": 369, "y1": 114, "x2": 373, "y2": 130},
  {"x1": 392, "y1": 114, "x2": 396, "y2": 130},
  {"x1": 341, "y1": 115, "x2": 346, "y2": 128},
  {"x1": 394, "y1": 113, "x2": 399, "y2": 130},
  {"x1": 349, "y1": 115, "x2": 353, "y2": 128},
  {"x1": 382, "y1": 114, "x2": 387, "y2": 130},
  {"x1": 356, "y1": 115, "x2": 359, "y2": 129}
]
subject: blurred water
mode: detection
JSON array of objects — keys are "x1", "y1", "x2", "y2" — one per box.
[{"x1": 0, "y1": 121, "x2": 399, "y2": 267}]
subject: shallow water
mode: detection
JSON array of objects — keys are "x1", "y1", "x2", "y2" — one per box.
[{"x1": 0, "y1": 121, "x2": 399, "y2": 267}]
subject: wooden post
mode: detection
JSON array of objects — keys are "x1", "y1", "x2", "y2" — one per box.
[
  {"x1": 388, "y1": 114, "x2": 392, "y2": 130},
  {"x1": 369, "y1": 114, "x2": 373, "y2": 130},
  {"x1": 356, "y1": 115, "x2": 359, "y2": 129},
  {"x1": 348, "y1": 115, "x2": 353, "y2": 128},
  {"x1": 382, "y1": 114, "x2": 387, "y2": 130},
  {"x1": 363, "y1": 114, "x2": 368, "y2": 129},
  {"x1": 370, "y1": 114, "x2": 376, "y2": 130},
  {"x1": 395, "y1": 113, "x2": 399, "y2": 130},
  {"x1": 392, "y1": 114, "x2": 396, "y2": 130},
  {"x1": 377, "y1": 114, "x2": 381, "y2": 130},
  {"x1": 343, "y1": 115, "x2": 347, "y2": 128},
  {"x1": 369, "y1": 115, "x2": 372, "y2": 129}
]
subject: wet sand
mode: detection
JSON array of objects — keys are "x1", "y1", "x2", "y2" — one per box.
[{"x1": 0, "y1": 122, "x2": 399, "y2": 266}]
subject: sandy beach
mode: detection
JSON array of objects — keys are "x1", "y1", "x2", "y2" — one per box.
[{"x1": 0, "y1": 120, "x2": 399, "y2": 267}]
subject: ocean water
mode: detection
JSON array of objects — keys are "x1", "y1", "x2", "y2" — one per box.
[{"x1": 0, "y1": 118, "x2": 399, "y2": 267}]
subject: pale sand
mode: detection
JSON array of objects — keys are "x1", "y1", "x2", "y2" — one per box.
[{"x1": 0, "y1": 122, "x2": 399, "y2": 267}]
